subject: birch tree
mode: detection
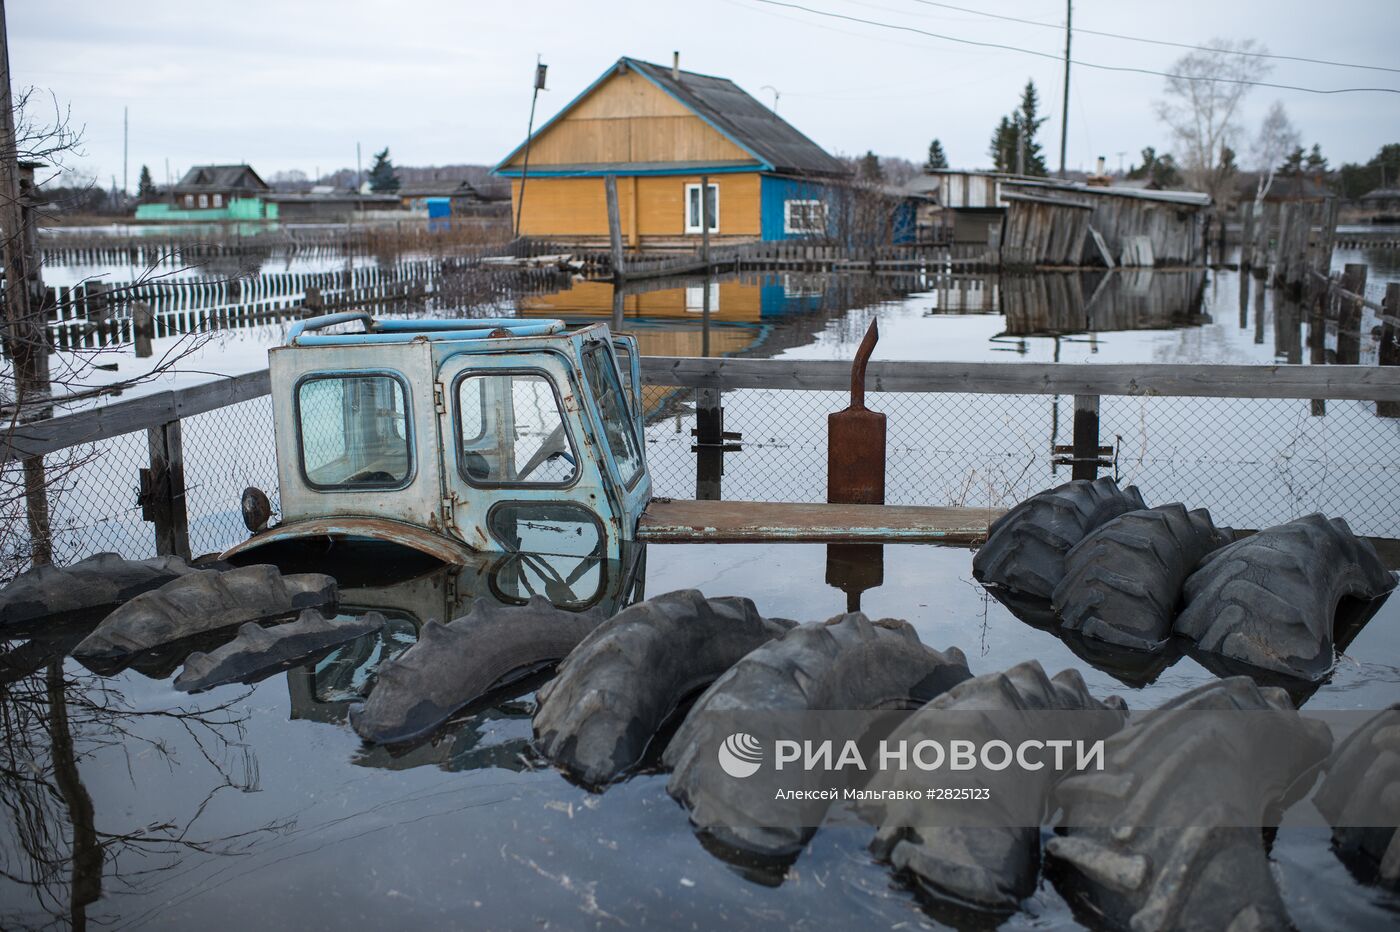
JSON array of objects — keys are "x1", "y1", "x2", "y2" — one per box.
[
  {"x1": 1154, "y1": 38, "x2": 1271, "y2": 206},
  {"x1": 1250, "y1": 100, "x2": 1299, "y2": 202}
]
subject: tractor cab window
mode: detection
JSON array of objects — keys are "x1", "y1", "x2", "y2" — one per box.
[
  {"x1": 455, "y1": 371, "x2": 578, "y2": 486},
  {"x1": 297, "y1": 374, "x2": 411, "y2": 490},
  {"x1": 581, "y1": 343, "x2": 643, "y2": 488}
]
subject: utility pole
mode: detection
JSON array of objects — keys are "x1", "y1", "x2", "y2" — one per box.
[
  {"x1": 514, "y1": 56, "x2": 547, "y2": 238},
  {"x1": 1058, "y1": 0, "x2": 1072, "y2": 179},
  {"x1": 122, "y1": 105, "x2": 128, "y2": 196}
]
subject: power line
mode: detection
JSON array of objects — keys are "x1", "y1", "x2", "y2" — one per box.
[
  {"x1": 903, "y1": 0, "x2": 1400, "y2": 75},
  {"x1": 747, "y1": 0, "x2": 1400, "y2": 94}
]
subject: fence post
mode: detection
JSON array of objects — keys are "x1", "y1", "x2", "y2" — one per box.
[
  {"x1": 141, "y1": 419, "x2": 191, "y2": 559},
  {"x1": 1071, "y1": 394, "x2": 1100, "y2": 480},
  {"x1": 692, "y1": 386, "x2": 729, "y2": 501},
  {"x1": 1380, "y1": 283, "x2": 1400, "y2": 419},
  {"x1": 1336, "y1": 263, "x2": 1365, "y2": 366},
  {"x1": 605, "y1": 175, "x2": 625, "y2": 280}
]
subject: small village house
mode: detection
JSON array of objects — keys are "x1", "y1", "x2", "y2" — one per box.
[
  {"x1": 135, "y1": 163, "x2": 276, "y2": 221},
  {"x1": 495, "y1": 55, "x2": 862, "y2": 246},
  {"x1": 397, "y1": 178, "x2": 500, "y2": 218}
]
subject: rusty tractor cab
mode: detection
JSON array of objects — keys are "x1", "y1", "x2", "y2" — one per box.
[{"x1": 224, "y1": 312, "x2": 650, "y2": 566}]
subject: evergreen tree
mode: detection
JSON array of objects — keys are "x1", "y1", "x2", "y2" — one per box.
[
  {"x1": 924, "y1": 138, "x2": 948, "y2": 171},
  {"x1": 136, "y1": 164, "x2": 157, "y2": 201},
  {"x1": 1280, "y1": 146, "x2": 1306, "y2": 176},
  {"x1": 1305, "y1": 143, "x2": 1328, "y2": 173},
  {"x1": 367, "y1": 147, "x2": 400, "y2": 193},
  {"x1": 987, "y1": 81, "x2": 1048, "y2": 176},
  {"x1": 988, "y1": 117, "x2": 1016, "y2": 172},
  {"x1": 857, "y1": 150, "x2": 884, "y2": 182}
]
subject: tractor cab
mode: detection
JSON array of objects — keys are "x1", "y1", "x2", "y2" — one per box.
[{"x1": 223, "y1": 312, "x2": 650, "y2": 565}]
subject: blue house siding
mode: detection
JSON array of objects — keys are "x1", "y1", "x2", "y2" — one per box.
[{"x1": 760, "y1": 175, "x2": 837, "y2": 241}]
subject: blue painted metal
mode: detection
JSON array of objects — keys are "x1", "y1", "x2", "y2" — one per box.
[
  {"x1": 288, "y1": 314, "x2": 565, "y2": 346},
  {"x1": 229, "y1": 317, "x2": 651, "y2": 564},
  {"x1": 426, "y1": 197, "x2": 451, "y2": 218}
]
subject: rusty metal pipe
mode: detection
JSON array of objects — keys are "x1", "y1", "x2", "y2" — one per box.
[{"x1": 850, "y1": 319, "x2": 878, "y2": 410}]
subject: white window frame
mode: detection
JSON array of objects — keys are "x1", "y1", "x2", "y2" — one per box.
[
  {"x1": 784, "y1": 198, "x2": 826, "y2": 235},
  {"x1": 684, "y1": 183, "x2": 719, "y2": 234},
  {"x1": 212, "y1": 193, "x2": 224, "y2": 207},
  {"x1": 684, "y1": 283, "x2": 719, "y2": 313},
  {"x1": 183, "y1": 194, "x2": 194, "y2": 208},
  {"x1": 197, "y1": 193, "x2": 209, "y2": 208}
]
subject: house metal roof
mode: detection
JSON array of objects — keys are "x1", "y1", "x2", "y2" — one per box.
[
  {"x1": 174, "y1": 164, "x2": 269, "y2": 193},
  {"x1": 496, "y1": 57, "x2": 849, "y2": 179}
]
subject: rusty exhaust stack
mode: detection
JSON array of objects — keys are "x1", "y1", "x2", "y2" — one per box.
[{"x1": 827, "y1": 320, "x2": 885, "y2": 505}]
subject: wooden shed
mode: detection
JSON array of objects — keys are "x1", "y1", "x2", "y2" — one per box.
[
  {"x1": 1000, "y1": 181, "x2": 1210, "y2": 268},
  {"x1": 495, "y1": 56, "x2": 851, "y2": 246}
]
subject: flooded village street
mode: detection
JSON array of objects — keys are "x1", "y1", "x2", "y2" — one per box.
[{"x1": 5, "y1": 2, "x2": 1400, "y2": 931}]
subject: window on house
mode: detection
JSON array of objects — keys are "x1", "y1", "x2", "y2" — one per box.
[
  {"x1": 183, "y1": 194, "x2": 194, "y2": 208},
  {"x1": 212, "y1": 193, "x2": 223, "y2": 207},
  {"x1": 784, "y1": 199, "x2": 827, "y2": 235},
  {"x1": 197, "y1": 194, "x2": 209, "y2": 208},
  {"x1": 684, "y1": 183, "x2": 719, "y2": 234},
  {"x1": 684, "y1": 283, "x2": 719, "y2": 313}
]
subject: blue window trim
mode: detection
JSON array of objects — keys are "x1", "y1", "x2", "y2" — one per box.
[{"x1": 293, "y1": 369, "x2": 417, "y2": 494}]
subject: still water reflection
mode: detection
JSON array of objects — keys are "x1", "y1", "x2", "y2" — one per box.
[{"x1": 2, "y1": 538, "x2": 1397, "y2": 929}]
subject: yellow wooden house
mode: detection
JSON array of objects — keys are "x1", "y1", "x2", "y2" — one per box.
[{"x1": 495, "y1": 56, "x2": 850, "y2": 246}]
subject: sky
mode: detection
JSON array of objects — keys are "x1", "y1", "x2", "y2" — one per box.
[{"x1": 10, "y1": 0, "x2": 1399, "y2": 189}]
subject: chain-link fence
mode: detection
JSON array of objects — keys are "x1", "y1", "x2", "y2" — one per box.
[
  {"x1": 643, "y1": 385, "x2": 1400, "y2": 538},
  {"x1": 6, "y1": 370, "x2": 1399, "y2": 577}
]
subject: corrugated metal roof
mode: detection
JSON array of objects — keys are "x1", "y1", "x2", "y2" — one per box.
[{"x1": 496, "y1": 58, "x2": 849, "y2": 179}]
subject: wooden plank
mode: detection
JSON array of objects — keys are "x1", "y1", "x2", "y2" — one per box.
[
  {"x1": 639, "y1": 357, "x2": 1400, "y2": 400},
  {"x1": 640, "y1": 499, "x2": 1000, "y2": 544},
  {"x1": 3, "y1": 369, "x2": 271, "y2": 463}
]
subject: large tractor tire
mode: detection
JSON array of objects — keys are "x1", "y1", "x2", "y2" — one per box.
[
  {"x1": 973, "y1": 478, "x2": 1147, "y2": 599},
  {"x1": 350, "y1": 596, "x2": 607, "y2": 745},
  {"x1": 864, "y1": 661, "x2": 1127, "y2": 913},
  {"x1": 1053, "y1": 504, "x2": 1231, "y2": 650},
  {"x1": 1314, "y1": 703, "x2": 1400, "y2": 888},
  {"x1": 664, "y1": 612, "x2": 971, "y2": 860},
  {"x1": 533, "y1": 589, "x2": 794, "y2": 786},
  {"x1": 1045, "y1": 678, "x2": 1332, "y2": 932},
  {"x1": 1175, "y1": 514, "x2": 1396, "y2": 681}
]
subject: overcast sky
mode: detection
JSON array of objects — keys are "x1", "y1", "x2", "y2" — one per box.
[{"x1": 11, "y1": 0, "x2": 1398, "y2": 188}]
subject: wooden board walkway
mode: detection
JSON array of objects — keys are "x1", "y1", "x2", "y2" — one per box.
[{"x1": 638, "y1": 499, "x2": 1001, "y2": 544}]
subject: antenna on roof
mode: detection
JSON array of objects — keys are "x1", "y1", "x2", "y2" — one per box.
[
  {"x1": 761, "y1": 85, "x2": 780, "y2": 115},
  {"x1": 672, "y1": 51, "x2": 680, "y2": 81}
]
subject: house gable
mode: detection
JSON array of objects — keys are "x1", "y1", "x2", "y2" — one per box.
[{"x1": 501, "y1": 68, "x2": 756, "y2": 171}]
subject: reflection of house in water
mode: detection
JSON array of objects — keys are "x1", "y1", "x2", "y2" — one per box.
[{"x1": 520, "y1": 272, "x2": 919, "y2": 416}]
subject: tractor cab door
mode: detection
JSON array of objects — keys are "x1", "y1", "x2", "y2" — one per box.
[
  {"x1": 611, "y1": 333, "x2": 643, "y2": 435},
  {"x1": 435, "y1": 349, "x2": 621, "y2": 556}
]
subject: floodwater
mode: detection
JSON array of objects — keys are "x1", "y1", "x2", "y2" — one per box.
[
  {"x1": 3, "y1": 540, "x2": 1398, "y2": 930},
  {"x1": 28, "y1": 243, "x2": 1400, "y2": 564},
  {"x1": 6, "y1": 244, "x2": 1400, "y2": 928}
]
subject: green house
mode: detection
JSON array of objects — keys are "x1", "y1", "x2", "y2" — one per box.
[{"x1": 135, "y1": 163, "x2": 278, "y2": 221}]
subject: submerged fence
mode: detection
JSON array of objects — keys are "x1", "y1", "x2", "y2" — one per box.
[{"x1": 5, "y1": 357, "x2": 1400, "y2": 576}]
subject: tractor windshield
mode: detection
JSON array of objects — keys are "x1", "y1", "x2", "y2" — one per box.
[
  {"x1": 296, "y1": 373, "x2": 412, "y2": 489},
  {"x1": 581, "y1": 342, "x2": 643, "y2": 488}
]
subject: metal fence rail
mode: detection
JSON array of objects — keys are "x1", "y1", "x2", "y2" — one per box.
[{"x1": 5, "y1": 357, "x2": 1400, "y2": 575}]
